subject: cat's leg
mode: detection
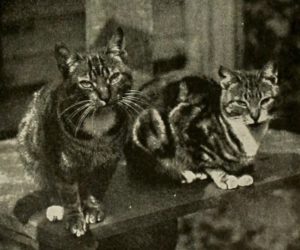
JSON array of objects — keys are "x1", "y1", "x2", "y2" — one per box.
[
  {"x1": 83, "y1": 194, "x2": 105, "y2": 225},
  {"x1": 55, "y1": 178, "x2": 86, "y2": 237},
  {"x1": 205, "y1": 168, "x2": 239, "y2": 190},
  {"x1": 81, "y1": 165, "x2": 116, "y2": 225},
  {"x1": 181, "y1": 170, "x2": 208, "y2": 184}
]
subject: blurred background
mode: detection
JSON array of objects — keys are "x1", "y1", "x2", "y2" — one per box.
[
  {"x1": 0, "y1": 0, "x2": 299, "y2": 139},
  {"x1": 0, "y1": 1, "x2": 300, "y2": 249}
]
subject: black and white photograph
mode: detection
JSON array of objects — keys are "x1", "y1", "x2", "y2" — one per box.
[{"x1": 0, "y1": 0, "x2": 300, "y2": 249}]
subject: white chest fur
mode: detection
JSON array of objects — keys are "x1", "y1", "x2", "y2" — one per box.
[
  {"x1": 226, "y1": 119, "x2": 261, "y2": 157},
  {"x1": 83, "y1": 109, "x2": 117, "y2": 137}
]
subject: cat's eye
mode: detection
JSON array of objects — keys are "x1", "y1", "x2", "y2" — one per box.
[
  {"x1": 260, "y1": 97, "x2": 273, "y2": 106},
  {"x1": 262, "y1": 76, "x2": 276, "y2": 85},
  {"x1": 233, "y1": 100, "x2": 247, "y2": 107},
  {"x1": 109, "y1": 73, "x2": 122, "y2": 85},
  {"x1": 79, "y1": 81, "x2": 93, "y2": 89}
]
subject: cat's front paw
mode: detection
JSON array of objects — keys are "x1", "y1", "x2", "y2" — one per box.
[
  {"x1": 238, "y1": 175, "x2": 254, "y2": 187},
  {"x1": 65, "y1": 213, "x2": 87, "y2": 237},
  {"x1": 46, "y1": 205, "x2": 64, "y2": 222},
  {"x1": 205, "y1": 168, "x2": 239, "y2": 190},
  {"x1": 181, "y1": 170, "x2": 207, "y2": 184},
  {"x1": 83, "y1": 195, "x2": 105, "y2": 224},
  {"x1": 181, "y1": 170, "x2": 196, "y2": 184},
  {"x1": 84, "y1": 206, "x2": 105, "y2": 224},
  {"x1": 215, "y1": 175, "x2": 239, "y2": 190},
  {"x1": 195, "y1": 172, "x2": 208, "y2": 180}
]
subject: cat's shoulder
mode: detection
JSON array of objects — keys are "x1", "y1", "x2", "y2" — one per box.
[{"x1": 26, "y1": 82, "x2": 61, "y2": 118}]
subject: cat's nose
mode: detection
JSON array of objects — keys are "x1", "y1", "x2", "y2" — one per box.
[
  {"x1": 250, "y1": 109, "x2": 260, "y2": 123},
  {"x1": 99, "y1": 87, "x2": 111, "y2": 102},
  {"x1": 97, "y1": 78, "x2": 111, "y2": 103}
]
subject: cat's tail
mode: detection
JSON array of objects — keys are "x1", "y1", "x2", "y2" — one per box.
[
  {"x1": 17, "y1": 90, "x2": 44, "y2": 179},
  {"x1": 17, "y1": 87, "x2": 55, "y2": 190},
  {"x1": 13, "y1": 190, "x2": 52, "y2": 224},
  {"x1": 125, "y1": 108, "x2": 183, "y2": 183}
]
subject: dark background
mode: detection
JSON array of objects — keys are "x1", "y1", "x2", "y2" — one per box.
[
  {"x1": 244, "y1": 0, "x2": 300, "y2": 132},
  {"x1": 2, "y1": 0, "x2": 299, "y2": 139}
]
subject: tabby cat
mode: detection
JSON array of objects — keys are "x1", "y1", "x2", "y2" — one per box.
[
  {"x1": 125, "y1": 62, "x2": 279, "y2": 189},
  {"x1": 17, "y1": 28, "x2": 139, "y2": 236}
]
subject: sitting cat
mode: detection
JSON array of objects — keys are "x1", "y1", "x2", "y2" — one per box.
[
  {"x1": 125, "y1": 62, "x2": 279, "y2": 189},
  {"x1": 17, "y1": 28, "x2": 140, "y2": 236}
]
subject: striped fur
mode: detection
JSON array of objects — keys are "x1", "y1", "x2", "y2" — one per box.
[
  {"x1": 125, "y1": 63, "x2": 279, "y2": 189},
  {"x1": 17, "y1": 28, "x2": 144, "y2": 236}
]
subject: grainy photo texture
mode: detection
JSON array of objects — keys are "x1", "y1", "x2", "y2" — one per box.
[{"x1": 0, "y1": 0, "x2": 299, "y2": 249}]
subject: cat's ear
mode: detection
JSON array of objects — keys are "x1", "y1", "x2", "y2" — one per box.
[
  {"x1": 261, "y1": 61, "x2": 278, "y2": 85},
  {"x1": 55, "y1": 43, "x2": 71, "y2": 77},
  {"x1": 218, "y1": 66, "x2": 237, "y2": 89},
  {"x1": 106, "y1": 27, "x2": 127, "y2": 60}
]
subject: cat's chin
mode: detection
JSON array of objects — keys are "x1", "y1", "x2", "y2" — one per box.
[
  {"x1": 246, "y1": 120, "x2": 270, "y2": 130},
  {"x1": 247, "y1": 121, "x2": 270, "y2": 143},
  {"x1": 94, "y1": 104, "x2": 115, "y2": 115},
  {"x1": 247, "y1": 122, "x2": 266, "y2": 129}
]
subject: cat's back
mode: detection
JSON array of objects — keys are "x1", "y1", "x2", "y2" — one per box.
[
  {"x1": 140, "y1": 70, "x2": 219, "y2": 113},
  {"x1": 17, "y1": 83, "x2": 59, "y2": 173},
  {"x1": 18, "y1": 83, "x2": 58, "y2": 135},
  {"x1": 125, "y1": 72, "x2": 220, "y2": 181}
]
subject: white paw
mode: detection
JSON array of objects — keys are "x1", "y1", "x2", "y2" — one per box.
[
  {"x1": 181, "y1": 170, "x2": 196, "y2": 184},
  {"x1": 225, "y1": 175, "x2": 239, "y2": 189},
  {"x1": 46, "y1": 205, "x2": 64, "y2": 222},
  {"x1": 214, "y1": 175, "x2": 238, "y2": 190},
  {"x1": 195, "y1": 172, "x2": 208, "y2": 180},
  {"x1": 238, "y1": 175, "x2": 254, "y2": 187}
]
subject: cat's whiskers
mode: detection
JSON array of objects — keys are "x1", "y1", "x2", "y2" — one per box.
[
  {"x1": 123, "y1": 95, "x2": 149, "y2": 106},
  {"x1": 91, "y1": 108, "x2": 97, "y2": 133},
  {"x1": 127, "y1": 90, "x2": 146, "y2": 97},
  {"x1": 74, "y1": 106, "x2": 94, "y2": 137},
  {"x1": 125, "y1": 98, "x2": 148, "y2": 108},
  {"x1": 119, "y1": 100, "x2": 140, "y2": 116},
  {"x1": 66, "y1": 103, "x2": 92, "y2": 122},
  {"x1": 59, "y1": 100, "x2": 91, "y2": 117},
  {"x1": 126, "y1": 90, "x2": 146, "y2": 98},
  {"x1": 119, "y1": 101, "x2": 136, "y2": 117},
  {"x1": 117, "y1": 102, "x2": 135, "y2": 120},
  {"x1": 108, "y1": 98, "x2": 122, "y2": 106},
  {"x1": 127, "y1": 89, "x2": 142, "y2": 93},
  {"x1": 122, "y1": 98, "x2": 144, "y2": 110},
  {"x1": 121, "y1": 100, "x2": 143, "y2": 114},
  {"x1": 123, "y1": 97, "x2": 146, "y2": 106}
]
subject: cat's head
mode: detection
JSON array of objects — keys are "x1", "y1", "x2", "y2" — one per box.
[
  {"x1": 218, "y1": 62, "x2": 279, "y2": 126},
  {"x1": 55, "y1": 28, "x2": 133, "y2": 110}
]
